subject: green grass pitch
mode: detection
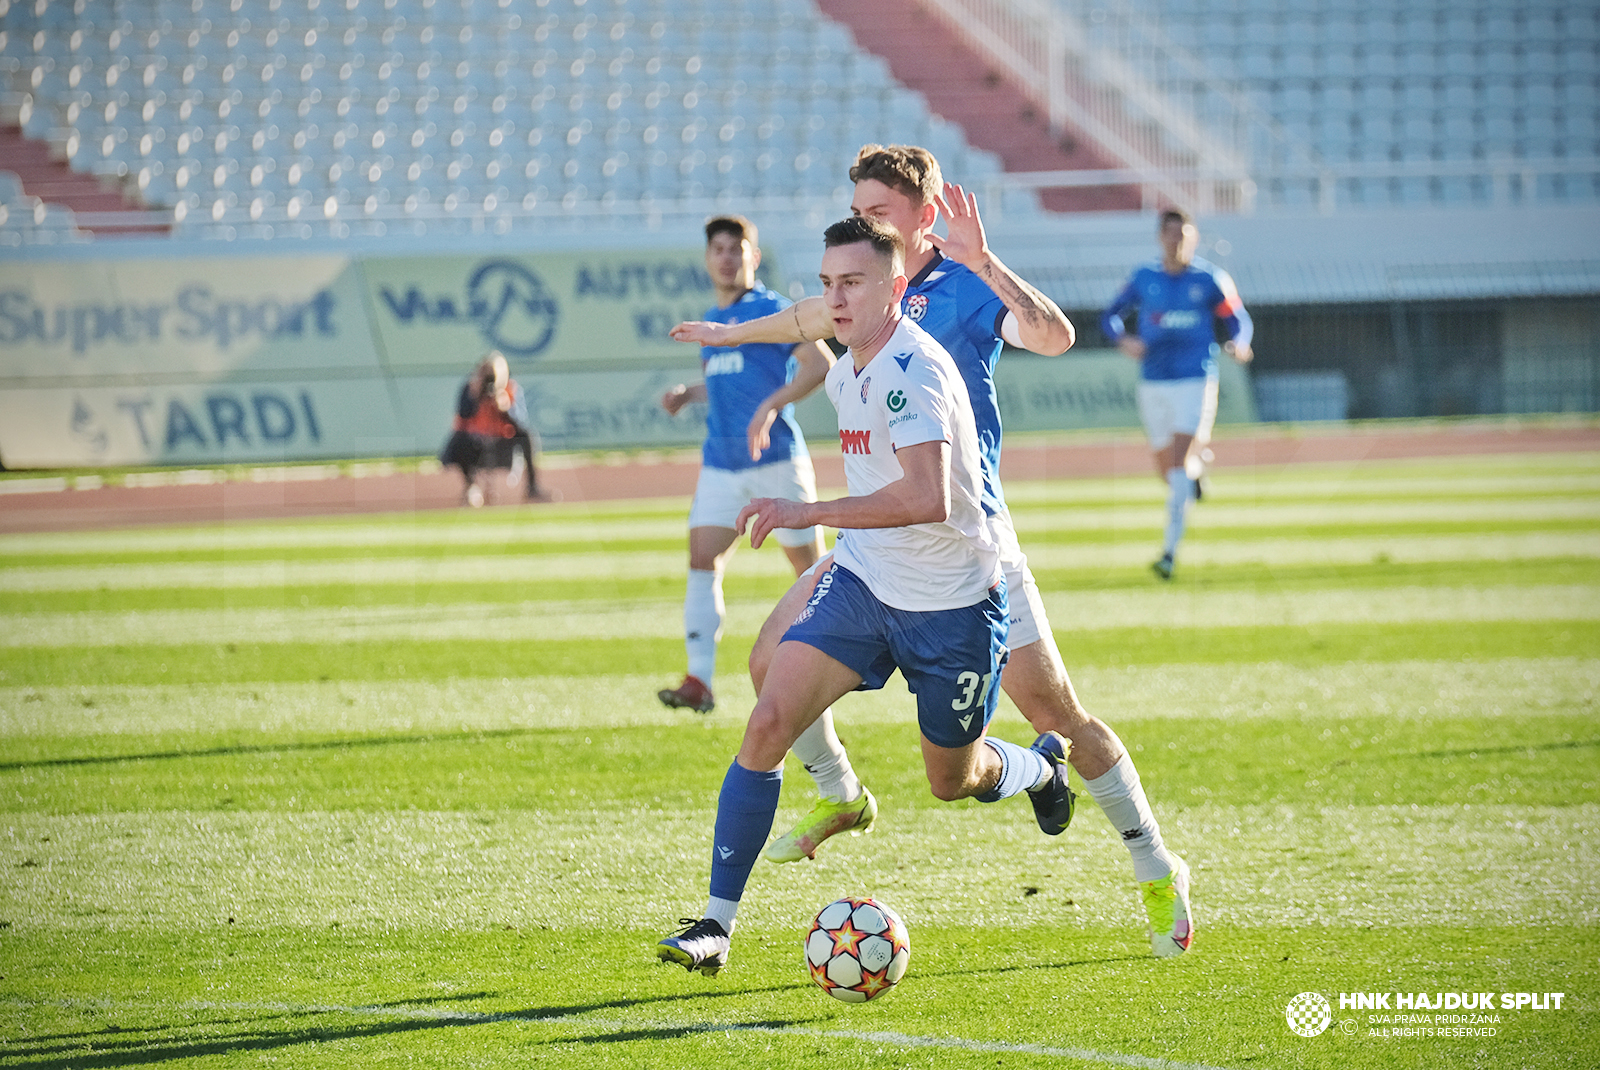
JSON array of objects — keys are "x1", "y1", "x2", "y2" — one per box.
[{"x1": 1, "y1": 449, "x2": 1596, "y2": 1069}]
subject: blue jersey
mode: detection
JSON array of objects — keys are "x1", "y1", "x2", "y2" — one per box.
[
  {"x1": 1101, "y1": 257, "x2": 1252, "y2": 381},
  {"x1": 700, "y1": 282, "x2": 809, "y2": 472},
  {"x1": 902, "y1": 253, "x2": 1009, "y2": 515}
]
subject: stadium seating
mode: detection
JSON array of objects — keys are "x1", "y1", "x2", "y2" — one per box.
[
  {"x1": 0, "y1": 0, "x2": 1007, "y2": 240},
  {"x1": 1132, "y1": 0, "x2": 1598, "y2": 209}
]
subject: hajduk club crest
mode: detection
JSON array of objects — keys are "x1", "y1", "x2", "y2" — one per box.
[{"x1": 905, "y1": 294, "x2": 929, "y2": 321}]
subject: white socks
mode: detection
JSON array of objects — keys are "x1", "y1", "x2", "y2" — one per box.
[
  {"x1": 684, "y1": 568, "x2": 724, "y2": 685},
  {"x1": 703, "y1": 895, "x2": 739, "y2": 934},
  {"x1": 1163, "y1": 466, "x2": 1194, "y2": 558},
  {"x1": 976, "y1": 738, "x2": 1051, "y2": 802},
  {"x1": 791, "y1": 708, "x2": 862, "y2": 803},
  {"x1": 1084, "y1": 753, "x2": 1177, "y2": 883}
]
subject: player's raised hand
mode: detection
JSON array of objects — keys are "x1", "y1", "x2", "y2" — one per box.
[
  {"x1": 928, "y1": 181, "x2": 990, "y2": 268},
  {"x1": 736, "y1": 497, "x2": 807, "y2": 549},
  {"x1": 1224, "y1": 340, "x2": 1253, "y2": 364},
  {"x1": 747, "y1": 404, "x2": 779, "y2": 461},
  {"x1": 669, "y1": 320, "x2": 730, "y2": 347}
]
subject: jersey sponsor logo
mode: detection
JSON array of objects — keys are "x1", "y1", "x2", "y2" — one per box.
[
  {"x1": 839, "y1": 428, "x2": 872, "y2": 454},
  {"x1": 1153, "y1": 310, "x2": 1202, "y2": 329},
  {"x1": 1189, "y1": 285, "x2": 1205, "y2": 302},
  {"x1": 893, "y1": 354, "x2": 912, "y2": 371},
  {"x1": 886, "y1": 389, "x2": 907, "y2": 413},
  {"x1": 860, "y1": 376, "x2": 872, "y2": 404},
  {"x1": 905, "y1": 293, "x2": 929, "y2": 321},
  {"x1": 703, "y1": 350, "x2": 745, "y2": 376}
]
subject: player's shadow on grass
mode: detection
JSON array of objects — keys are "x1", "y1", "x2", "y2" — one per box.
[
  {"x1": 1327, "y1": 737, "x2": 1600, "y2": 770},
  {"x1": 0, "y1": 985, "x2": 819, "y2": 1069},
  {"x1": 0, "y1": 728, "x2": 551, "y2": 772}
]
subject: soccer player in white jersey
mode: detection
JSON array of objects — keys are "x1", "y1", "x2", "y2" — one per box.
[
  {"x1": 1102, "y1": 207, "x2": 1253, "y2": 580},
  {"x1": 656, "y1": 216, "x2": 1076, "y2": 976},
  {"x1": 672, "y1": 145, "x2": 1193, "y2": 959},
  {"x1": 657, "y1": 215, "x2": 837, "y2": 713}
]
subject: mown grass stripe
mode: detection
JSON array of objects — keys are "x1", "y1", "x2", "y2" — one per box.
[
  {"x1": 5, "y1": 531, "x2": 1598, "y2": 594},
  {"x1": 2, "y1": 620, "x2": 1594, "y2": 687},
  {"x1": 7, "y1": 584, "x2": 1597, "y2": 648},
  {"x1": 5, "y1": 556, "x2": 1599, "y2": 615}
]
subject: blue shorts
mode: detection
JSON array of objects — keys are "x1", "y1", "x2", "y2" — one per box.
[{"x1": 781, "y1": 563, "x2": 1009, "y2": 749}]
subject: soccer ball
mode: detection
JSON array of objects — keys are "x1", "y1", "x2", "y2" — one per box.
[{"x1": 804, "y1": 895, "x2": 910, "y2": 1002}]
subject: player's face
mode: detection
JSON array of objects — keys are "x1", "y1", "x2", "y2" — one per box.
[
  {"x1": 819, "y1": 241, "x2": 902, "y2": 349},
  {"x1": 1160, "y1": 217, "x2": 1198, "y2": 264},
  {"x1": 705, "y1": 231, "x2": 758, "y2": 289},
  {"x1": 850, "y1": 179, "x2": 934, "y2": 245}
]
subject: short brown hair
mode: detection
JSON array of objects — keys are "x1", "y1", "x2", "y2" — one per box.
[
  {"x1": 823, "y1": 215, "x2": 905, "y2": 275},
  {"x1": 849, "y1": 144, "x2": 942, "y2": 206},
  {"x1": 1159, "y1": 207, "x2": 1194, "y2": 229},
  {"x1": 705, "y1": 214, "x2": 757, "y2": 246}
]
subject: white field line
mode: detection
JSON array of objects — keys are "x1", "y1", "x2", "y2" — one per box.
[{"x1": 4, "y1": 997, "x2": 1241, "y2": 1070}]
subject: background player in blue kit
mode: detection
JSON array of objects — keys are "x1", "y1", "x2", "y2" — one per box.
[
  {"x1": 673, "y1": 147, "x2": 1197, "y2": 960},
  {"x1": 1102, "y1": 207, "x2": 1254, "y2": 580},
  {"x1": 658, "y1": 215, "x2": 836, "y2": 713},
  {"x1": 657, "y1": 216, "x2": 1073, "y2": 976}
]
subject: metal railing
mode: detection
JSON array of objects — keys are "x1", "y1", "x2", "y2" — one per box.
[{"x1": 914, "y1": 0, "x2": 1261, "y2": 212}]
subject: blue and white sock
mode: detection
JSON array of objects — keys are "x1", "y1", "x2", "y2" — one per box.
[
  {"x1": 975, "y1": 738, "x2": 1051, "y2": 802},
  {"x1": 706, "y1": 761, "x2": 784, "y2": 926},
  {"x1": 1163, "y1": 467, "x2": 1194, "y2": 558},
  {"x1": 684, "y1": 568, "x2": 724, "y2": 685}
]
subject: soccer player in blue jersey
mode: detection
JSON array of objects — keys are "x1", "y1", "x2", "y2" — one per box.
[
  {"x1": 657, "y1": 215, "x2": 836, "y2": 714},
  {"x1": 657, "y1": 216, "x2": 1074, "y2": 976},
  {"x1": 671, "y1": 146, "x2": 1195, "y2": 959},
  {"x1": 1102, "y1": 207, "x2": 1254, "y2": 581}
]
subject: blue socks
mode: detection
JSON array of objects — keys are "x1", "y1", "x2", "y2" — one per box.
[
  {"x1": 707, "y1": 761, "x2": 784, "y2": 904},
  {"x1": 976, "y1": 738, "x2": 1050, "y2": 803}
]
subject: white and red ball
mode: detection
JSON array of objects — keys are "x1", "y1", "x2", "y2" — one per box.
[{"x1": 804, "y1": 895, "x2": 910, "y2": 1002}]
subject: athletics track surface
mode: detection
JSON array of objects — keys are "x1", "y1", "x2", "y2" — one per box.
[{"x1": 1, "y1": 422, "x2": 1595, "y2": 534}]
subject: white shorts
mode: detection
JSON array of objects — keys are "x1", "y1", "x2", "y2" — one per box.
[
  {"x1": 988, "y1": 509, "x2": 1050, "y2": 650},
  {"x1": 689, "y1": 456, "x2": 820, "y2": 548},
  {"x1": 1137, "y1": 376, "x2": 1218, "y2": 450}
]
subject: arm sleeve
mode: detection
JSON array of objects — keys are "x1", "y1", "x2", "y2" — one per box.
[
  {"x1": 1212, "y1": 269, "x2": 1253, "y2": 350},
  {"x1": 889, "y1": 360, "x2": 957, "y2": 453},
  {"x1": 455, "y1": 381, "x2": 477, "y2": 420},
  {"x1": 1101, "y1": 275, "x2": 1140, "y2": 342},
  {"x1": 506, "y1": 380, "x2": 530, "y2": 431}
]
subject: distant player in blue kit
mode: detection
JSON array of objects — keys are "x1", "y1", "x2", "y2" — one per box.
[
  {"x1": 1102, "y1": 207, "x2": 1253, "y2": 580},
  {"x1": 657, "y1": 216, "x2": 1075, "y2": 975},
  {"x1": 673, "y1": 146, "x2": 1196, "y2": 961},
  {"x1": 658, "y1": 215, "x2": 836, "y2": 713}
]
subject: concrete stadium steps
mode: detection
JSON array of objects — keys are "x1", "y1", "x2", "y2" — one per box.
[
  {"x1": 812, "y1": 0, "x2": 1139, "y2": 211},
  {"x1": 0, "y1": 123, "x2": 171, "y2": 237}
]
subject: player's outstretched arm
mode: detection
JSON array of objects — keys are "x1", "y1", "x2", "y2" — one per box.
[
  {"x1": 661, "y1": 382, "x2": 707, "y2": 415},
  {"x1": 670, "y1": 297, "x2": 837, "y2": 348},
  {"x1": 746, "y1": 340, "x2": 836, "y2": 460},
  {"x1": 737, "y1": 441, "x2": 949, "y2": 548},
  {"x1": 930, "y1": 182, "x2": 1075, "y2": 356}
]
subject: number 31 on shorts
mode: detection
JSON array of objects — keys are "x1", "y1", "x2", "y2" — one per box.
[{"x1": 951, "y1": 671, "x2": 993, "y2": 710}]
